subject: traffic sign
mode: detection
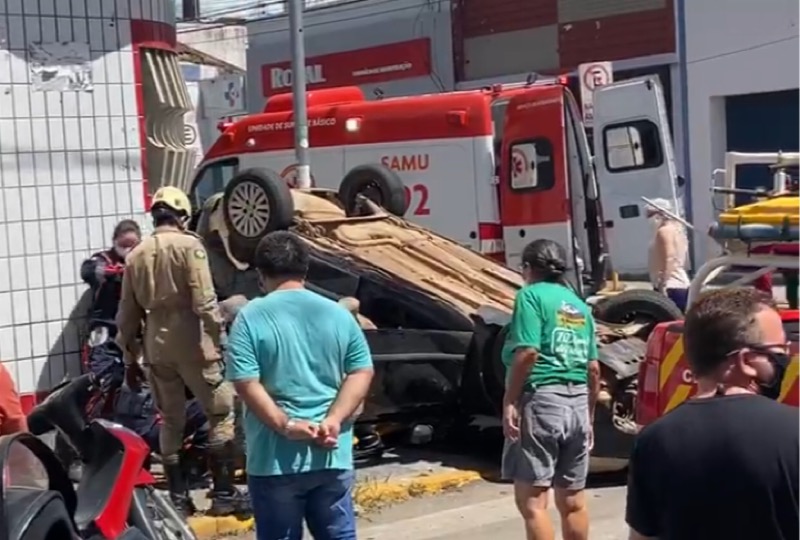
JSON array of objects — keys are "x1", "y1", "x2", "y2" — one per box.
[{"x1": 578, "y1": 61, "x2": 614, "y2": 127}]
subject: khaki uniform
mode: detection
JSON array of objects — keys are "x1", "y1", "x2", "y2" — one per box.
[{"x1": 116, "y1": 226, "x2": 234, "y2": 458}]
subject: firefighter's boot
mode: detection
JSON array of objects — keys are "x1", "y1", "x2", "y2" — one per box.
[
  {"x1": 164, "y1": 462, "x2": 197, "y2": 518},
  {"x1": 207, "y1": 444, "x2": 252, "y2": 517}
]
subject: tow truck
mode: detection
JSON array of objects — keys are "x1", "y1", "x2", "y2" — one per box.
[
  {"x1": 191, "y1": 73, "x2": 682, "y2": 282},
  {"x1": 637, "y1": 151, "x2": 800, "y2": 426}
]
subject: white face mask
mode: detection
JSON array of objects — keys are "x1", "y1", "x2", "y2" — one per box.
[{"x1": 114, "y1": 246, "x2": 132, "y2": 259}]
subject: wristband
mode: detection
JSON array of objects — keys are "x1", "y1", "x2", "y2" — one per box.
[{"x1": 283, "y1": 418, "x2": 297, "y2": 435}]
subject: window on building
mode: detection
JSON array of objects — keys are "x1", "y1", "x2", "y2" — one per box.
[
  {"x1": 141, "y1": 48, "x2": 193, "y2": 195},
  {"x1": 508, "y1": 138, "x2": 555, "y2": 192},
  {"x1": 603, "y1": 120, "x2": 663, "y2": 172}
]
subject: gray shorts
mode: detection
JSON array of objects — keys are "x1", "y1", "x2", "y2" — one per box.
[{"x1": 501, "y1": 384, "x2": 591, "y2": 490}]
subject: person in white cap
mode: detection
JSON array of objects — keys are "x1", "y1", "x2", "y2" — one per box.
[{"x1": 646, "y1": 198, "x2": 691, "y2": 311}]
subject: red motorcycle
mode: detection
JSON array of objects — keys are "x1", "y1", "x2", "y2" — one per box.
[{"x1": 25, "y1": 373, "x2": 197, "y2": 539}]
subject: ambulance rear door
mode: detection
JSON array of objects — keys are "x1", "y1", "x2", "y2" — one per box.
[
  {"x1": 499, "y1": 86, "x2": 573, "y2": 271},
  {"x1": 592, "y1": 76, "x2": 680, "y2": 275}
]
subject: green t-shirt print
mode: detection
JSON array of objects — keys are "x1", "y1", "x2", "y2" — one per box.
[{"x1": 501, "y1": 282, "x2": 598, "y2": 388}]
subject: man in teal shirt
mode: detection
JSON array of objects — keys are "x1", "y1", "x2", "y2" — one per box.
[
  {"x1": 501, "y1": 239, "x2": 600, "y2": 540},
  {"x1": 226, "y1": 231, "x2": 373, "y2": 540}
]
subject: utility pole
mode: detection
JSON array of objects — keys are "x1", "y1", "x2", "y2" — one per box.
[{"x1": 288, "y1": 0, "x2": 311, "y2": 188}]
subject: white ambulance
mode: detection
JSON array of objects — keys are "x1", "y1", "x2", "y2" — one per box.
[{"x1": 189, "y1": 76, "x2": 680, "y2": 283}]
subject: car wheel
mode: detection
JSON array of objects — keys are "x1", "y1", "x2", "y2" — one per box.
[
  {"x1": 593, "y1": 289, "x2": 683, "y2": 326},
  {"x1": 339, "y1": 164, "x2": 408, "y2": 217},
  {"x1": 223, "y1": 168, "x2": 294, "y2": 261}
]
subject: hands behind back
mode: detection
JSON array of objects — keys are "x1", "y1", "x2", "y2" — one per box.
[
  {"x1": 282, "y1": 417, "x2": 343, "y2": 449},
  {"x1": 315, "y1": 417, "x2": 341, "y2": 449}
]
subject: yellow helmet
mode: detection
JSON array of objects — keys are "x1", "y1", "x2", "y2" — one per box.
[{"x1": 151, "y1": 186, "x2": 191, "y2": 216}]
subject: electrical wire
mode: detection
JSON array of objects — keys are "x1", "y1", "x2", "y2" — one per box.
[
  {"x1": 686, "y1": 35, "x2": 798, "y2": 65},
  {"x1": 177, "y1": 0, "x2": 286, "y2": 24}
]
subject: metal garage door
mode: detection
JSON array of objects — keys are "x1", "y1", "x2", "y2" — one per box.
[{"x1": 725, "y1": 89, "x2": 799, "y2": 194}]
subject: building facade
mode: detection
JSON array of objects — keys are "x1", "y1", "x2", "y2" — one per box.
[
  {"x1": 683, "y1": 0, "x2": 799, "y2": 260},
  {"x1": 0, "y1": 0, "x2": 188, "y2": 407},
  {"x1": 452, "y1": 0, "x2": 675, "y2": 80},
  {"x1": 245, "y1": 0, "x2": 455, "y2": 111}
]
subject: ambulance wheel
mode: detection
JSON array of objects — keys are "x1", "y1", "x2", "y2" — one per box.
[
  {"x1": 593, "y1": 289, "x2": 683, "y2": 327},
  {"x1": 339, "y1": 164, "x2": 408, "y2": 217},
  {"x1": 223, "y1": 168, "x2": 295, "y2": 261}
]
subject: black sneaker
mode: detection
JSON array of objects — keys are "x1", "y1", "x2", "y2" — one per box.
[{"x1": 207, "y1": 488, "x2": 252, "y2": 518}]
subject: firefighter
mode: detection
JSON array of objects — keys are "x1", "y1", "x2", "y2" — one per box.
[{"x1": 116, "y1": 186, "x2": 249, "y2": 517}]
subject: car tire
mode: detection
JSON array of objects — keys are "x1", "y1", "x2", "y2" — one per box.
[
  {"x1": 339, "y1": 164, "x2": 408, "y2": 217},
  {"x1": 593, "y1": 288, "x2": 683, "y2": 325},
  {"x1": 223, "y1": 168, "x2": 294, "y2": 262}
]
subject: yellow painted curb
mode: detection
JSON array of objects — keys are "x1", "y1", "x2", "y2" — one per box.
[
  {"x1": 353, "y1": 470, "x2": 483, "y2": 511},
  {"x1": 187, "y1": 470, "x2": 484, "y2": 538},
  {"x1": 188, "y1": 515, "x2": 255, "y2": 539}
]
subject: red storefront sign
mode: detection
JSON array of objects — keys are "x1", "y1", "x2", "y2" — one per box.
[{"x1": 261, "y1": 38, "x2": 431, "y2": 96}]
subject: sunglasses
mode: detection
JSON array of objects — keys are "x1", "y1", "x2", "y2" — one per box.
[{"x1": 730, "y1": 343, "x2": 792, "y2": 367}]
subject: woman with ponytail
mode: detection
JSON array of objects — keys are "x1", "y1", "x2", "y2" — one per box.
[{"x1": 501, "y1": 239, "x2": 600, "y2": 540}]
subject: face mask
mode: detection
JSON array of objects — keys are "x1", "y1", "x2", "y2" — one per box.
[
  {"x1": 114, "y1": 246, "x2": 132, "y2": 259},
  {"x1": 755, "y1": 350, "x2": 791, "y2": 400}
]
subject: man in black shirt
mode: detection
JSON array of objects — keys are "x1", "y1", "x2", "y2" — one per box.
[{"x1": 626, "y1": 287, "x2": 798, "y2": 540}]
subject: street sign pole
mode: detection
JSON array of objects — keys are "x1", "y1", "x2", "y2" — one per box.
[{"x1": 288, "y1": 0, "x2": 311, "y2": 188}]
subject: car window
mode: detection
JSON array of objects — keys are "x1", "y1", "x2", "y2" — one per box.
[
  {"x1": 191, "y1": 158, "x2": 239, "y2": 207},
  {"x1": 307, "y1": 260, "x2": 360, "y2": 299}
]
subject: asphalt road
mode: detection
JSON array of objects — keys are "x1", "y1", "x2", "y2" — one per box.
[
  {"x1": 359, "y1": 479, "x2": 628, "y2": 540},
  {"x1": 230, "y1": 474, "x2": 628, "y2": 539}
]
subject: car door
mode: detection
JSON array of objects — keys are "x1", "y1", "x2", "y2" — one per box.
[
  {"x1": 499, "y1": 86, "x2": 573, "y2": 272},
  {"x1": 592, "y1": 76, "x2": 680, "y2": 275}
]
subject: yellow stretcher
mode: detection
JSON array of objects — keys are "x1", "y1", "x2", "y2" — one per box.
[{"x1": 710, "y1": 194, "x2": 799, "y2": 243}]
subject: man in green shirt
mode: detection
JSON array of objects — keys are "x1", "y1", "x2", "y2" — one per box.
[{"x1": 501, "y1": 239, "x2": 601, "y2": 540}]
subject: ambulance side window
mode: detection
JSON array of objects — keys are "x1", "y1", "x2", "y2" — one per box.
[
  {"x1": 508, "y1": 138, "x2": 555, "y2": 192},
  {"x1": 491, "y1": 100, "x2": 509, "y2": 175},
  {"x1": 192, "y1": 158, "x2": 239, "y2": 207},
  {"x1": 602, "y1": 121, "x2": 663, "y2": 172}
]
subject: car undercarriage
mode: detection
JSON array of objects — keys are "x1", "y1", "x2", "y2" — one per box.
[{"x1": 190, "y1": 167, "x2": 682, "y2": 462}]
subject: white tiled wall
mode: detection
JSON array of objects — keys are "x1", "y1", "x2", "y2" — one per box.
[{"x1": 0, "y1": 0, "x2": 175, "y2": 395}]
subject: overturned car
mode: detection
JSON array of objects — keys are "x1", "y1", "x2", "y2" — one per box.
[{"x1": 190, "y1": 166, "x2": 681, "y2": 464}]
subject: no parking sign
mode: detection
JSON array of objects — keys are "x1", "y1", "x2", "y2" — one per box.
[{"x1": 578, "y1": 62, "x2": 614, "y2": 127}]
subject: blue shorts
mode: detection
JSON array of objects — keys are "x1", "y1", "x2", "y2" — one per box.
[{"x1": 249, "y1": 469, "x2": 356, "y2": 540}]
